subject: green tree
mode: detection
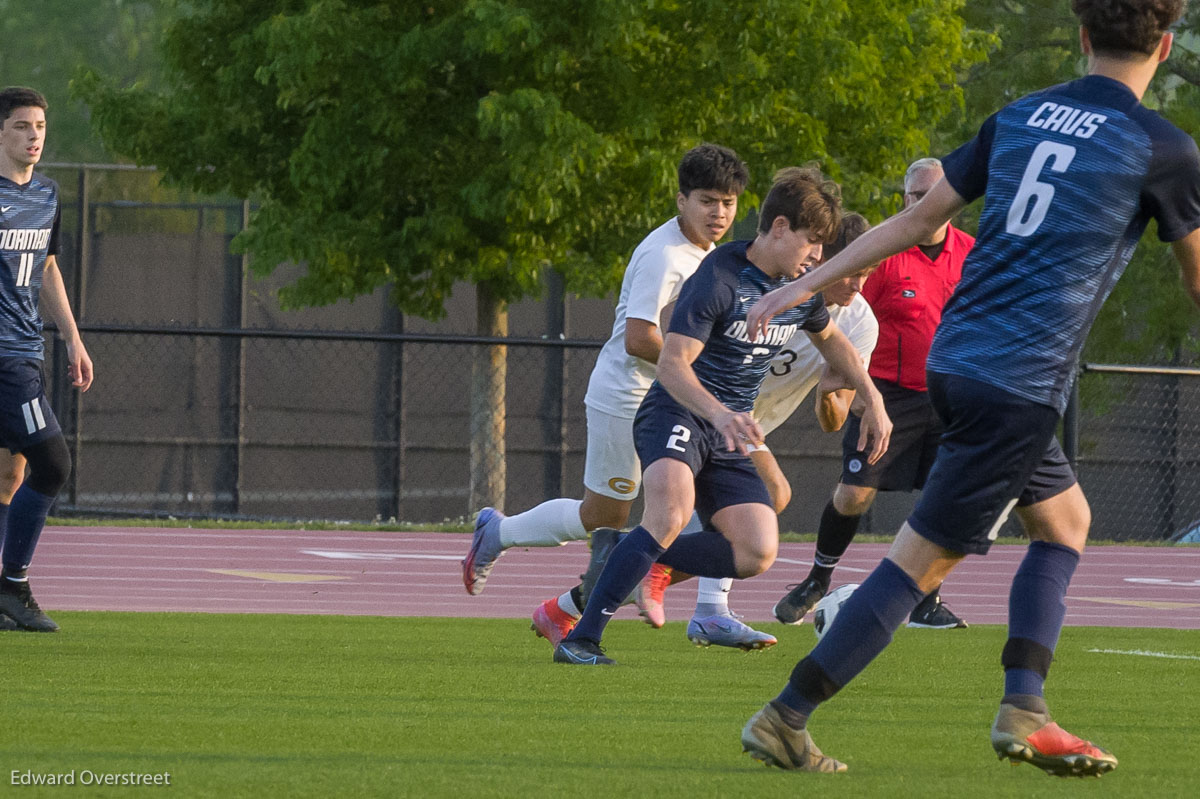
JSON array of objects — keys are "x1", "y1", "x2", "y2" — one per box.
[
  {"x1": 0, "y1": 0, "x2": 165, "y2": 162},
  {"x1": 77, "y1": 0, "x2": 986, "y2": 507},
  {"x1": 945, "y1": 0, "x2": 1200, "y2": 366}
]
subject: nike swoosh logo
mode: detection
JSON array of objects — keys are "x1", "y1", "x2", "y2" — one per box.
[
  {"x1": 0, "y1": 207, "x2": 11, "y2": 214},
  {"x1": 600, "y1": 608, "x2": 616, "y2": 615}
]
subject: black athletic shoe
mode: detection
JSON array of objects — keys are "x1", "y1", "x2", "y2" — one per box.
[
  {"x1": 553, "y1": 638, "x2": 617, "y2": 666},
  {"x1": 0, "y1": 579, "x2": 59, "y2": 632},
  {"x1": 907, "y1": 593, "x2": 967, "y2": 629},
  {"x1": 772, "y1": 577, "x2": 827, "y2": 625},
  {"x1": 0, "y1": 612, "x2": 18, "y2": 632}
]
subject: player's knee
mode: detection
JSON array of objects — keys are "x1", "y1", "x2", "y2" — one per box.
[
  {"x1": 22, "y1": 436, "x2": 72, "y2": 497},
  {"x1": 0, "y1": 463, "x2": 24, "y2": 501},
  {"x1": 735, "y1": 541, "x2": 777, "y2": 578},
  {"x1": 832, "y1": 483, "x2": 874, "y2": 515}
]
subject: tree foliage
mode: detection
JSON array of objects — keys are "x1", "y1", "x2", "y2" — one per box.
[
  {"x1": 76, "y1": 0, "x2": 986, "y2": 317},
  {"x1": 0, "y1": 0, "x2": 165, "y2": 162}
]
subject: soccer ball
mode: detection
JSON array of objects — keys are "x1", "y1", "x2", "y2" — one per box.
[{"x1": 812, "y1": 583, "x2": 859, "y2": 641}]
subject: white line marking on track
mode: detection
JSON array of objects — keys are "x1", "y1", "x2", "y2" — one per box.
[
  {"x1": 301, "y1": 550, "x2": 462, "y2": 561},
  {"x1": 1086, "y1": 648, "x2": 1200, "y2": 661},
  {"x1": 772, "y1": 557, "x2": 868, "y2": 572}
]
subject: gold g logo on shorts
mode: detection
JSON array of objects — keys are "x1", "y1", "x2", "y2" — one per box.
[{"x1": 608, "y1": 477, "x2": 636, "y2": 495}]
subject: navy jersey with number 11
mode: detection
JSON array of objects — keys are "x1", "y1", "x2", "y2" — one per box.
[
  {"x1": 934, "y1": 75, "x2": 1200, "y2": 413},
  {"x1": 0, "y1": 172, "x2": 61, "y2": 360}
]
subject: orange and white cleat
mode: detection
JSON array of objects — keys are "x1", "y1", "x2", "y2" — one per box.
[
  {"x1": 991, "y1": 703, "x2": 1118, "y2": 777},
  {"x1": 530, "y1": 597, "x2": 578, "y2": 646},
  {"x1": 635, "y1": 563, "x2": 672, "y2": 628}
]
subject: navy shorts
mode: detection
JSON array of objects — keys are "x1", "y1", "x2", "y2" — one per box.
[
  {"x1": 841, "y1": 378, "x2": 941, "y2": 491},
  {"x1": 0, "y1": 357, "x2": 62, "y2": 453},
  {"x1": 633, "y1": 387, "x2": 771, "y2": 521},
  {"x1": 908, "y1": 371, "x2": 1076, "y2": 556}
]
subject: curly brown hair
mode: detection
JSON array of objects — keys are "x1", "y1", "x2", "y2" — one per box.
[
  {"x1": 757, "y1": 166, "x2": 842, "y2": 244},
  {"x1": 1071, "y1": 0, "x2": 1186, "y2": 56}
]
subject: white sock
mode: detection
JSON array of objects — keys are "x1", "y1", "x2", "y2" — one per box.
[
  {"x1": 557, "y1": 591, "x2": 582, "y2": 619},
  {"x1": 498, "y1": 498, "x2": 586, "y2": 548},
  {"x1": 695, "y1": 577, "x2": 732, "y2": 614}
]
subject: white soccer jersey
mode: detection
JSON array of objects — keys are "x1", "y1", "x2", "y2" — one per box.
[
  {"x1": 753, "y1": 293, "x2": 878, "y2": 436},
  {"x1": 584, "y1": 217, "x2": 711, "y2": 419}
]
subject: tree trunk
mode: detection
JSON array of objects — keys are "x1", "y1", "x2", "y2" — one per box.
[{"x1": 470, "y1": 281, "x2": 508, "y2": 513}]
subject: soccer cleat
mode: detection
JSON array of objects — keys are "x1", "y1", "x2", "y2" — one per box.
[
  {"x1": 0, "y1": 612, "x2": 18, "y2": 632},
  {"x1": 906, "y1": 592, "x2": 968, "y2": 629},
  {"x1": 635, "y1": 562, "x2": 671, "y2": 628},
  {"x1": 553, "y1": 638, "x2": 617, "y2": 666},
  {"x1": 687, "y1": 613, "x2": 777, "y2": 650},
  {"x1": 772, "y1": 577, "x2": 827, "y2": 625},
  {"x1": 741, "y1": 703, "x2": 847, "y2": 773},
  {"x1": 461, "y1": 507, "x2": 505, "y2": 596},
  {"x1": 531, "y1": 597, "x2": 578, "y2": 646},
  {"x1": 0, "y1": 579, "x2": 59, "y2": 632},
  {"x1": 580, "y1": 527, "x2": 622, "y2": 606},
  {"x1": 991, "y1": 703, "x2": 1118, "y2": 777}
]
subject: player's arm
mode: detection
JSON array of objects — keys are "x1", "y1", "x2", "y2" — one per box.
[
  {"x1": 748, "y1": 446, "x2": 791, "y2": 513},
  {"x1": 624, "y1": 318, "x2": 662, "y2": 363},
  {"x1": 814, "y1": 365, "x2": 856, "y2": 433},
  {"x1": 806, "y1": 323, "x2": 890, "y2": 463},
  {"x1": 1171, "y1": 226, "x2": 1200, "y2": 308},
  {"x1": 747, "y1": 178, "x2": 968, "y2": 340},
  {"x1": 657, "y1": 332, "x2": 763, "y2": 454},
  {"x1": 39, "y1": 255, "x2": 93, "y2": 391}
]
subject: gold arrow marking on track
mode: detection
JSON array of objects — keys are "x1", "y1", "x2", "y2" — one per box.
[
  {"x1": 1074, "y1": 597, "x2": 1200, "y2": 610},
  {"x1": 208, "y1": 569, "x2": 349, "y2": 583}
]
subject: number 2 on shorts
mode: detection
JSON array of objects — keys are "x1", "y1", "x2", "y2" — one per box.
[{"x1": 666, "y1": 424, "x2": 691, "y2": 452}]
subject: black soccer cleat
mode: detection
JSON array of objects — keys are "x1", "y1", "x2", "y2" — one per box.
[
  {"x1": 553, "y1": 638, "x2": 617, "y2": 666},
  {"x1": 772, "y1": 577, "x2": 828, "y2": 625},
  {"x1": 0, "y1": 612, "x2": 18, "y2": 632},
  {"x1": 0, "y1": 578, "x2": 60, "y2": 632},
  {"x1": 907, "y1": 592, "x2": 968, "y2": 629}
]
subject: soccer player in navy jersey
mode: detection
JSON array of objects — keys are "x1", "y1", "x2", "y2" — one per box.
[
  {"x1": 552, "y1": 166, "x2": 892, "y2": 666},
  {"x1": 0, "y1": 87, "x2": 93, "y2": 632},
  {"x1": 741, "y1": 0, "x2": 1200, "y2": 776}
]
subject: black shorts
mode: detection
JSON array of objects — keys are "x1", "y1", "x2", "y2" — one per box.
[
  {"x1": 841, "y1": 378, "x2": 941, "y2": 491},
  {"x1": 633, "y1": 387, "x2": 771, "y2": 521},
  {"x1": 0, "y1": 357, "x2": 61, "y2": 453},
  {"x1": 908, "y1": 371, "x2": 1077, "y2": 556}
]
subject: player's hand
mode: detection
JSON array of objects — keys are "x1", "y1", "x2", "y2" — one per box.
[
  {"x1": 746, "y1": 284, "x2": 814, "y2": 342},
  {"x1": 65, "y1": 338, "x2": 94, "y2": 392},
  {"x1": 713, "y1": 409, "x2": 765, "y2": 455},
  {"x1": 857, "y1": 399, "x2": 891, "y2": 465}
]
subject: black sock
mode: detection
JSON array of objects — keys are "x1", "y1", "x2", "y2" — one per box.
[{"x1": 808, "y1": 500, "x2": 862, "y2": 587}]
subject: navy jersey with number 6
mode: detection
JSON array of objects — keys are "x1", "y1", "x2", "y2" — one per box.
[
  {"x1": 934, "y1": 75, "x2": 1200, "y2": 413},
  {"x1": 0, "y1": 172, "x2": 61, "y2": 360},
  {"x1": 662, "y1": 240, "x2": 830, "y2": 413}
]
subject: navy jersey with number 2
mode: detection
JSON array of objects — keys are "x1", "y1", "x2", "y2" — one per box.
[
  {"x1": 662, "y1": 240, "x2": 830, "y2": 413},
  {"x1": 934, "y1": 75, "x2": 1200, "y2": 413}
]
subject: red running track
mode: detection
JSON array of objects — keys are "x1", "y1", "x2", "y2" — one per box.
[{"x1": 25, "y1": 526, "x2": 1200, "y2": 629}]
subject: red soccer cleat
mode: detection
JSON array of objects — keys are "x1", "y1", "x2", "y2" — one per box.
[
  {"x1": 635, "y1": 563, "x2": 672, "y2": 628},
  {"x1": 991, "y1": 703, "x2": 1118, "y2": 777},
  {"x1": 530, "y1": 597, "x2": 578, "y2": 646}
]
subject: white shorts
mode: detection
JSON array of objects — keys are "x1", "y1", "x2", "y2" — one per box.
[{"x1": 583, "y1": 405, "x2": 641, "y2": 500}]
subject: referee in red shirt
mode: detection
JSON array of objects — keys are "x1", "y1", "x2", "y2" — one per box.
[{"x1": 773, "y1": 158, "x2": 973, "y2": 629}]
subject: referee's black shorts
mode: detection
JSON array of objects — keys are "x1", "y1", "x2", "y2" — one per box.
[{"x1": 840, "y1": 377, "x2": 940, "y2": 491}]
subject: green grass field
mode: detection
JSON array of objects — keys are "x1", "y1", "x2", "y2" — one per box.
[{"x1": 4, "y1": 613, "x2": 1198, "y2": 797}]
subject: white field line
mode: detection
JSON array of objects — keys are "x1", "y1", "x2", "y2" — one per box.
[{"x1": 1086, "y1": 648, "x2": 1200, "y2": 661}]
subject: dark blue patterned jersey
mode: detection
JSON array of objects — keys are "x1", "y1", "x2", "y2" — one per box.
[
  {"x1": 0, "y1": 172, "x2": 61, "y2": 359},
  {"x1": 934, "y1": 75, "x2": 1200, "y2": 413},
  {"x1": 661, "y1": 240, "x2": 830, "y2": 413}
]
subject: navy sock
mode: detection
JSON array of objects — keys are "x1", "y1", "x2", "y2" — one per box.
[
  {"x1": 783, "y1": 558, "x2": 925, "y2": 711},
  {"x1": 565, "y1": 526, "x2": 664, "y2": 643},
  {"x1": 1, "y1": 485, "x2": 55, "y2": 573},
  {"x1": 1003, "y1": 540, "x2": 1079, "y2": 698},
  {"x1": 656, "y1": 530, "x2": 738, "y2": 578}
]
